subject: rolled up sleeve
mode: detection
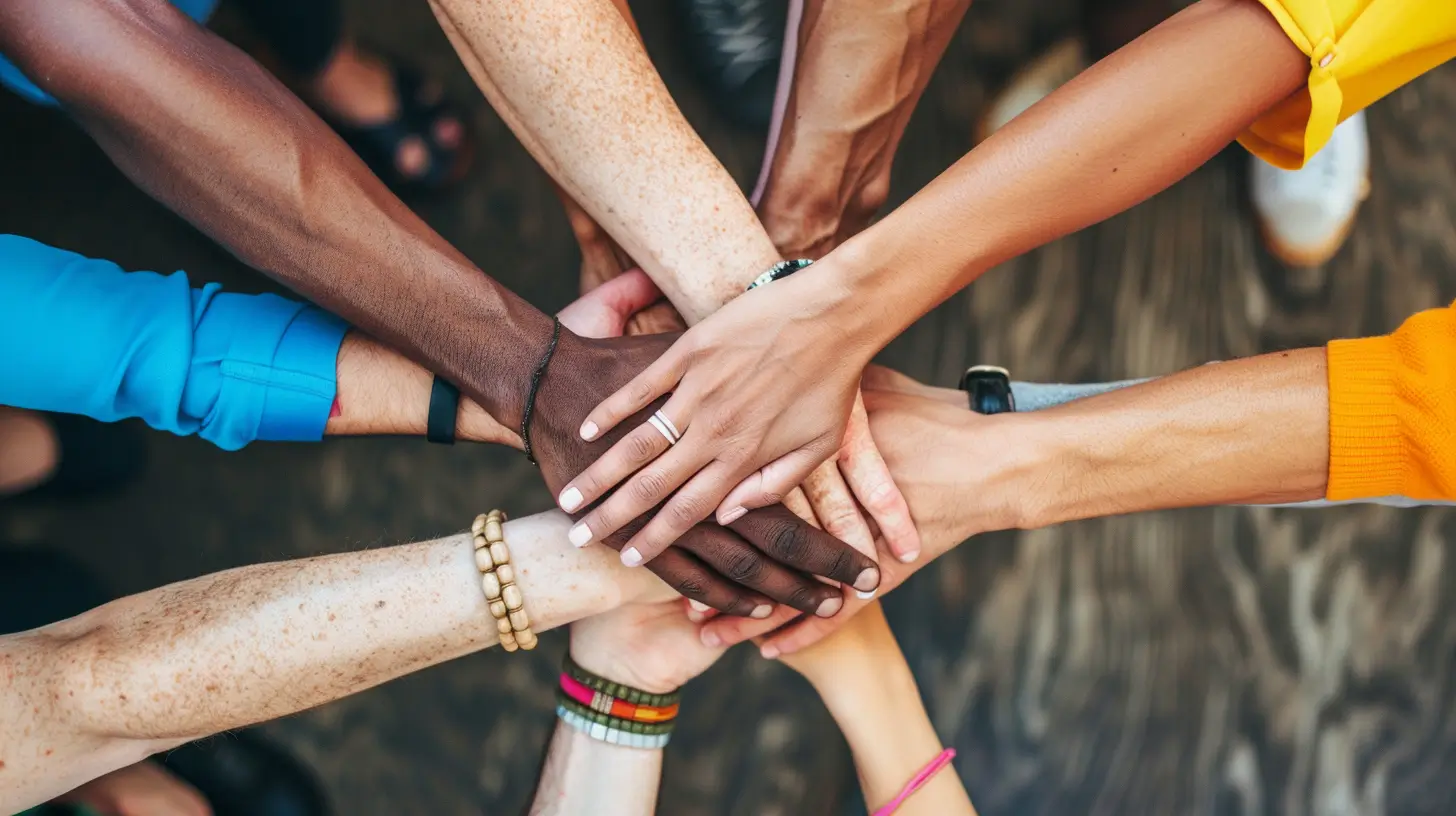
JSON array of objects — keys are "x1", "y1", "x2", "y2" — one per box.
[{"x1": 0, "y1": 234, "x2": 346, "y2": 450}]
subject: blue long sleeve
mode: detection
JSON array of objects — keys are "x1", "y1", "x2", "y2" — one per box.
[{"x1": 0, "y1": 235, "x2": 347, "y2": 451}]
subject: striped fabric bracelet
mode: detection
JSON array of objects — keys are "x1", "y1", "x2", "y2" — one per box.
[
  {"x1": 559, "y1": 673, "x2": 680, "y2": 723},
  {"x1": 557, "y1": 705, "x2": 672, "y2": 750},
  {"x1": 556, "y1": 695, "x2": 676, "y2": 736}
]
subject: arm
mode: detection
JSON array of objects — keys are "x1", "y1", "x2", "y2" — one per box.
[
  {"x1": 781, "y1": 602, "x2": 974, "y2": 814},
  {"x1": 0, "y1": 511, "x2": 673, "y2": 813},
  {"x1": 753, "y1": 0, "x2": 973, "y2": 259},
  {"x1": 528, "y1": 723, "x2": 661, "y2": 816},
  {"x1": 0, "y1": 0, "x2": 551, "y2": 427}
]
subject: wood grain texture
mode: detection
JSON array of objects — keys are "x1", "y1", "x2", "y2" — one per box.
[{"x1": 1, "y1": 0, "x2": 1454, "y2": 813}]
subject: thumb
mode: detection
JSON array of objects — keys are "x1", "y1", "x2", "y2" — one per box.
[{"x1": 557, "y1": 268, "x2": 663, "y2": 338}]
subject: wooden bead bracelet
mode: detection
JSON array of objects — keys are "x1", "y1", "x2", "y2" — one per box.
[{"x1": 472, "y1": 510, "x2": 536, "y2": 651}]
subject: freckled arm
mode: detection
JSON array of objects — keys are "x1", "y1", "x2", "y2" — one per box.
[{"x1": 0, "y1": 512, "x2": 670, "y2": 812}]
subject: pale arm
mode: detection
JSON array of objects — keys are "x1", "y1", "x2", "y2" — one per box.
[
  {"x1": 527, "y1": 724, "x2": 661, "y2": 816},
  {"x1": 0, "y1": 513, "x2": 670, "y2": 812}
]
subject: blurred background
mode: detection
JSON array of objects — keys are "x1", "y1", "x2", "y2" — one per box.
[{"x1": 3, "y1": 0, "x2": 1456, "y2": 813}]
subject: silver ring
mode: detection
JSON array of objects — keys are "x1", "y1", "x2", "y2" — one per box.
[
  {"x1": 647, "y1": 411, "x2": 679, "y2": 446},
  {"x1": 655, "y1": 410, "x2": 681, "y2": 441}
]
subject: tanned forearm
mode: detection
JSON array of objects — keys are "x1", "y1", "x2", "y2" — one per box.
[
  {"x1": 755, "y1": 0, "x2": 972, "y2": 258},
  {"x1": 428, "y1": 0, "x2": 780, "y2": 322},
  {"x1": 528, "y1": 723, "x2": 661, "y2": 816},
  {"x1": 0, "y1": 513, "x2": 669, "y2": 812},
  {"x1": 0, "y1": 0, "x2": 551, "y2": 426},
  {"x1": 816, "y1": 0, "x2": 1308, "y2": 352}
]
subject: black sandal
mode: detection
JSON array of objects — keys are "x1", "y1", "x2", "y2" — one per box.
[{"x1": 326, "y1": 66, "x2": 474, "y2": 194}]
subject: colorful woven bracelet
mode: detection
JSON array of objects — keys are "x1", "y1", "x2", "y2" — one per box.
[
  {"x1": 557, "y1": 705, "x2": 672, "y2": 749},
  {"x1": 560, "y1": 673, "x2": 680, "y2": 723},
  {"x1": 556, "y1": 694, "x2": 676, "y2": 736},
  {"x1": 561, "y1": 653, "x2": 681, "y2": 707}
]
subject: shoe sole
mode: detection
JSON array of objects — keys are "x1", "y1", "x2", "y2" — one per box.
[{"x1": 1257, "y1": 175, "x2": 1370, "y2": 268}]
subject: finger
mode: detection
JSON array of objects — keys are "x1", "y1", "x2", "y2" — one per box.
[
  {"x1": 580, "y1": 342, "x2": 688, "y2": 441},
  {"x1": 558, "y1": 396, "x2": 688, "y2": 514},
  {"x1": 619, "y1": 458, "x2": 742, "y2": 567},
  {"x1": 589, "y1": 268, "x2": 663, "y2": 335},
  {"x1": 729, "y1": 505, "x2": 880, "y2": 596},
  {"x1": 699, "y1": 604, "x2": 802, "y2": 649},
  {"x1": 677, "y1": 524, "x2": 843, "y2": 617},
  {"x1": 758, "y1": 595, "x2": 873, "y2": 657},
  {"x1": 783, "y1": 487, "x2": 821, "y2": 528},
  {"x1": 715, "y1": 445, "x2": 827, "y2": 524},
  {"x1": 800, "y1": 459, "x2": 877, "y2": 567},
  {"x1": 685, "y1": 597, "x2": 722, "y2": 624},
  {"x1": 644, "y1": 547, "x2": 764, "y2": 617},
  {"x1": 568, "y1": 414, "x2": 704, "y2": 547},
  {"x1": 840, "y1": 397, "x2": 922, "y2": 563}
]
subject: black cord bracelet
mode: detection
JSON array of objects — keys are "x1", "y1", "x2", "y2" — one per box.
[
  {"x1": 426, "y1": 376, "x2": 461, "y2": 444},
  {"x1": 520, "y1": 317, "x2": 561, "y2": 465}
]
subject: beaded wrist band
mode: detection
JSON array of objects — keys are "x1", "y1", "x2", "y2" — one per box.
[
  {"x1": 555, "y1": 653, "x2": 680, "y2": 748},
  {"x1": 472, "y1": 510, "x2": 537, "y2": 651},
  {"x1": 745, "y1": 258, "x2": 813, "y2": 291}
]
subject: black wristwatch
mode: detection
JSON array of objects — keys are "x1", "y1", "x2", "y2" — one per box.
[
  {"x1": 745, "y1": 258, "x2": 814, "y2": 291},
  {"x1": 960, "y1": 365, "x2": 1015, "y2": 415}
]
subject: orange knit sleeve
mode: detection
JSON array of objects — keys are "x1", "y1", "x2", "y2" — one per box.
[{"x1": 1326, "y1": 300, "x2": 1456, "y2": 501}]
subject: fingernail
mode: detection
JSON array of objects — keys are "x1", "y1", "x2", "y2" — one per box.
[
  {"x1": 751, "y1": 604, "x2": 773, "y2": 619},
  {"x1": 568, "y1": 523, "x2": 592, "y2": 548},
  {"x1": 760, "y1": 644, "x2": 780, "y2": 660},
  {"x1": 853, "y1": 567, "x2": 880, "y2": 592},
  {"x1": 898, "y1": 550, "x2": 921, "y2": 564},
  {"x1": 856, "y1": 588, "x2": 877, "y2": 600},
  {"x1": 559, "y1": 487, "x2": 583, "y2": 512},
  {"x1": 580, "y1": 420, "x2": 599, "y2": 440},
  {"x1": 621, "y1": 547, "x2": 643, "y2": 567},
  {"x1": 815, "y1": 596, "x2": 843, "y2": 618},
  {"x1": 689, "y1": 599, "x2": 712, "y2": 613},
  {"x1": 686, "y1": 608, "x2": 705, "y2": 623},
  {"x1": 719, "y1": 506, "x2": 747, "y2": 525},
  {"x1": 701, "y1": 630, "x2": 723, "y2": 648}
]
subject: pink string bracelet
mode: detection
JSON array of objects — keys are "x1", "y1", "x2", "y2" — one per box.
[{"x1": 871, "y1": 748, "x2": 957, "y2": 816}]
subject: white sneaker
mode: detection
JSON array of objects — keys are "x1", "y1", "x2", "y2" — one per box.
[
  {"x1": 976, "y1": 38, "x2": 1087, "y2": 143},
  {"x1": 1251, "y1": 111, "x2": 1370, "y2": 267}
]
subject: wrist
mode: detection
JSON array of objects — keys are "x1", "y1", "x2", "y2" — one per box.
[{"x1": 568, "y1": 637, "x2": 680, "y2": 696}]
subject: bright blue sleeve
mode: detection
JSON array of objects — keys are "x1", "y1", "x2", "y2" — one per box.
[{"x1": 0, "y1": 235, "x2": 347, "y2": 451}]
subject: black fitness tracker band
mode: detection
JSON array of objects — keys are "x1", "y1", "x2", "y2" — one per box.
[
  {"x1": 427, "y1": 376, "x2": 461, "y2": 444},
  {"x1": 960, "y1": 365, "x2": 1015, "y2": 415},
  {"x1": 745, "y1": 258, "x2": 814, "y2": 291}
]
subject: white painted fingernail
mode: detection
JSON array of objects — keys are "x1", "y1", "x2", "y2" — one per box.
[
  {"x1": 621, "y1": 547, "x2": 643, "y2": 567},
  {"x1": 760, "y1": 644, "x2": 780, "y2": 660},
  {"x1": 701, "y1": 630, "x2": 723, "y2": 648},
  {"x1": 686, "y1": 608, "x2": 705, "y2": 623},
  {"x1": 559, "y1": 487, "x2": 583, "y2": 512},
  {"x1": 720, "y1": 506, "x2": 747, "y2": 525},
  {"x1": 689, "y1": 599, "x2": 712, "y2": 613},
  {"x1": 751, "y1": 604, "x2": 773, "y2": 619},
  {"x1": 815, "y1": 596, "x2": 843, "y2": 618},
  {"x1": 580, "y1": 420, "x2": 599, "y2": 440},
  {"x1": 856, "y1": 589, "x2": 877, "y2": 600},
  {"x1": 568, "y1": 523, "x2": 592, "y2": 548},
  {"x1": 898, "y1": 550, "x2": 921, "y2": 564}
]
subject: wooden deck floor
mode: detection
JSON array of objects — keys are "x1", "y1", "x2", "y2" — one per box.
[{"x1": 3, "y1": 0, "x2": 1455, "y2": 813}]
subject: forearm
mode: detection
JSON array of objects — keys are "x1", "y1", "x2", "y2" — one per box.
[
  {"x1": 810, "y1": 660, "x2": 972, "y2": 813},
  {"x1": 1002, "y1": 348, "x2": 1329, "y2": 528},
  {"x1": 528, "y1": 722, "x2": 661, "y2": 816},
  {"x1": 0, "y1": 512, "x2": 665, "y2": 812},
  {"x1": 427, "y1": 0, "x2": 779, "y2": 321},
  {"x1": 755, "y1": 0, "x2": 971, "y2": 257},
  {"x1": 326, "y1": 332, "x2": 519, "y2": 446},
  {"x1": 823, "y1": 0, "x2": 1308, "y2": 349},
  {"x1": 0, "y1": 0, "x2": 550, "y2": 423}
]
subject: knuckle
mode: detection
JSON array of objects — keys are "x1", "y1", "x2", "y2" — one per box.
[
  {"x1": 705, "y1": 410, "x2": 738, "y2": 440},
  {"x1": 666, "y1": 494, "x2": 709, "y2": 529},
  {"x1": 629, "y1": 380, "x2": 657, "y2": 405},
  {"x1": 721, "y1": 549, "x2": 764, "y2": 584},
  {"x1": 765, "y1": 520, "x2": 810, "y2": 563},
  {"x1": 629, "y1": 469, "x2": 670, "y2": 505},
  {"x1": 786, "y1": 584, "x2": 822, "y2": 612},
  {"x1": 626, "y1": 429, "x2": 660, "y2": 463}
]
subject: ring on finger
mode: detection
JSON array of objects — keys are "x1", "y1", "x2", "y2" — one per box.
[{"x1": 647, "y1": 410, "x2": 681, "y2": 446}]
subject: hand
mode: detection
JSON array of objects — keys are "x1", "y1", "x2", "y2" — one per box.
[
  {"x1": 771, "y1": 599, "x2": 899, "y2": 688},
  {"x1": 58, "y1": 761, "x2": 211, "y2": 816},
  {"x1": 566, "y1": 195, "x2": 687, "y2": 336},
  {"x1": 557, "y1": 267, "x2": 910, "y2": 573},
  {"x1": 529, "y1": 329, "x2": 881, "y2": 617},
  {"x1": 569, "y1": 599, "x2": 727, "y2": 694},
  {"x1": 701, "y1": 377, "x2": 1037, "y2": 655}
]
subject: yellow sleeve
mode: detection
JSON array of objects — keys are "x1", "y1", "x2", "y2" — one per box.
[
  {"x1": 1239, "y1": 0, "x2": 1456, "y2": 169},
  {"x1": 1326, "y1": 301, "x2": 1456, "y2": 501}
]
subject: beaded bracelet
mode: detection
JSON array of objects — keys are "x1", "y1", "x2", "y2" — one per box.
[
  {"x1": 471, "y1": 510, "x2": 537, "y2": 651},
  {"x1": 557, "y1": 705, "x2": 672, "y2": 750},
  {"x1": 562, "y1": 653, "x2": 681, "y2": 708},
  {"x1": 555, "y1": 695, "x2": 676, "y2": 736}
]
